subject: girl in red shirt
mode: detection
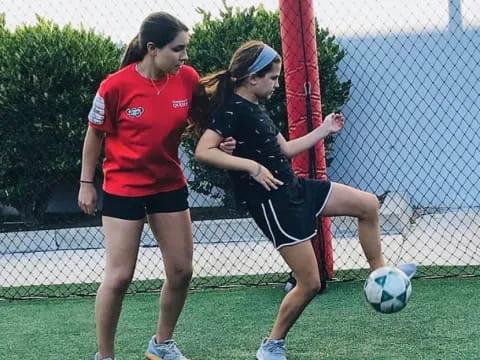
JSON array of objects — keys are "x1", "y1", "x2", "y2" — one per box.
[{"x1": 78, "y1": 12, "x2": 234, "y2": 360}]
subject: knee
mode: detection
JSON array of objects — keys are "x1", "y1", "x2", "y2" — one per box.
[
  {"x1": 308, "y1": 279, "x2": 322, "y2": 297},
  {"x1": 166, "y1": 265, "x2": 193, "y2": 289},
  {"x1": 359, "y1": 193, "x2": 380, "y2": 220},
  {"x1": 104, "y1": 269, "x2": 134, "y2": 294},
  {"x1": 297, "y1": 278, "x2": 322, "y2": 299}
]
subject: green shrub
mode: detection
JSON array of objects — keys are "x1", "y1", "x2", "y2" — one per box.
[
  {"x1": 0, "y1": 15, "x2": 123, "y2": 220},
  {"x1": 184, "y1": 2, "x2": 351, "y2": 207}
]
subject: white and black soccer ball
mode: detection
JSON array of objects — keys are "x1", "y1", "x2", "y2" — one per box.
[{"x1": 364, "y1": 266, "x2": 412, "y2": 314}]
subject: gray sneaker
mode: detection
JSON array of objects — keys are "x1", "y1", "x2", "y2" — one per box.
[
  {"x1": 145, "y1": 336, "x2": 188, "y2": 360},
  {"x1": 256, "y1": 338, "x2": 287, "y2": 360},
  {"x1": 93, "y1": 353, "x2": 116, "y2": 360}
]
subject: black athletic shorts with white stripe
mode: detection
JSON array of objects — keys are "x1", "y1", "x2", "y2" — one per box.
[{"x1": 246, "y1": 177, "x2": 332, "y2": 249}]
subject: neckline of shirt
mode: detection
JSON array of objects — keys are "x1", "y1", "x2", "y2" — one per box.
[
  {"x1": 133, "y1": 62, "x2": 171, "y2": 85},
  {"x1": 231, "y1": 93, "x2": 261, "y2": 107}
]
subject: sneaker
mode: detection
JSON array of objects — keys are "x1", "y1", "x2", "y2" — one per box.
[
  {"x1": 93, "y1": 353, "x2": 116, "y2": 360},
  {"x1": 145, "y1": 336, "x2": 188, "y2": 360},
  {"x1": 283, "y1": 274, "x2": 297, "y2": 293},
  {"x1": 256, "y1": 338, "x2": 287, "y2": 360},
  {"x1": 398, "y1": 263, "x2": 417, "y2": 279}
]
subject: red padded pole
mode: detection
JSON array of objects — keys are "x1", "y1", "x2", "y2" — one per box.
[{"x1": 279, "y1": 0, "x2": 334, "y2": 279}]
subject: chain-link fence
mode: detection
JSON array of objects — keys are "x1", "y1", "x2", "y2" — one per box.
[{"x1": 1, "y1": 0, "x2": 479, "y2": 299}]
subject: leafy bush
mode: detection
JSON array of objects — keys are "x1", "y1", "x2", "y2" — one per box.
[
  {"x1": 0, "y1": 15, "x2": 123, "y2": 220},
  {"x1": 184, "y1": 2, "x2": 351, "y2": 207}
]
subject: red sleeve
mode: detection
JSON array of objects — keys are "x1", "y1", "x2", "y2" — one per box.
[
  {"x1": 182, "y1": 65, "x2": 200, "y2": 92},
  {"x1": 87, "y1": 78, "x2": 118, "y2": 134},
  {"x1": 192, "y1": 67, "x2": 200, "y2": 87}
]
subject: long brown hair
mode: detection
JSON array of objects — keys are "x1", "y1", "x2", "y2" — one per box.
[
  {"x1": 120, "y1": 12, "x2": 188, "y2": 68},
  {"x1": 189, "y1": 40, "x2": 281, "y2": 137}
]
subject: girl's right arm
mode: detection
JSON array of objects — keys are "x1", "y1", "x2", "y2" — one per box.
[
  {"x1": 195, "y1": 129, "x2": 283, "y2": 191},
  {"x1": 277, "y1": 113, "x2": 344, "y2": 158},
  {"x1": 78, "y1": 126, "x2": 104, "y2": 215}
]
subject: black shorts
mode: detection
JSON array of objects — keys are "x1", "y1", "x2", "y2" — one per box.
[
  {"x1": 246, "y1": 177, "x2": 332, "y2": 249},
  {"x1": 102, "y1": 186, "x2": 189, "y2": 220}
]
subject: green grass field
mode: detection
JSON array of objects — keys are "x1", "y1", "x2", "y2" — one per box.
[{"x1": 1, "y1": 277, "x2": 478, "y2": 359}]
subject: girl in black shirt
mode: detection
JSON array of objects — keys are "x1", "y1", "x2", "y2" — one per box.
[{"x1": 191, "y1": 40, "x2": 410, "y2": 360}]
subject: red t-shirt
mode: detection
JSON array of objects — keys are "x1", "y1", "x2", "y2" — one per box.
[{"x1": 87, "y1": 63, "x2": 199, "y2": 196}]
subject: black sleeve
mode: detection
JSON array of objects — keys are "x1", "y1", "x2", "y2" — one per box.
[{"x1": 207, "y1": 105, "x2": 240, "y2": 138}]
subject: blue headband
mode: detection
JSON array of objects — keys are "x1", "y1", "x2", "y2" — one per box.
[{"x1": 247, "y1": 45, "x2": 278, "y2": 73}]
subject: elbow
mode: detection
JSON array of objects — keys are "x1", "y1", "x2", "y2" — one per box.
[
  {"x1": 195, "y1": 144, "x2": 219, "y2": 164},
  {"x1": 194, "y1": 148, "x2": 206, "y2": 163},
  {"x1": 87, "y1": 126, "x2": 105, "y2": 141},
  {"x1": 283, "y1": 146, "x2": 294, "y2": 159}
]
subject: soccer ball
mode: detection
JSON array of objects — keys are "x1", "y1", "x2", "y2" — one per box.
[{"x1": 364, "y1": 266, "x2": 412, "y2": 314}]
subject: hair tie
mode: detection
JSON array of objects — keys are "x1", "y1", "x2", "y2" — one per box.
[{"x1": 226, "y1": 69, "x2": 237, "y2": 82}]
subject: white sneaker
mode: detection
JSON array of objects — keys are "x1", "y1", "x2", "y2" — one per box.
[
  {"x1": 145, "y1": 336, "x2": 189, "y2": 360},
  {"x1": 256, "y1": 338, "x2": 287, "y2": 360},
  {"x1": 93, "y1": 353, "x2": 115, "y2": 360}
]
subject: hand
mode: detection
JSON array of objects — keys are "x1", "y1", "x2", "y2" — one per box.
[
  {"x1": 323, "y1": 113, "x2": 345, "y2": 134},
  {"x1": 78, "y1": 183, "x2": 97, "y2": 215},
  {"x1": 219, "y1": 137, "x2": 236, "y2": 154},
  {"x1": 249, "y1": 163, "x2": 284, "y2": 191}
]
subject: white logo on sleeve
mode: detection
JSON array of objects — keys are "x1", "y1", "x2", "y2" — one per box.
[{"x1": 88, "y1": 92, "x2": 105, "y2": 125}]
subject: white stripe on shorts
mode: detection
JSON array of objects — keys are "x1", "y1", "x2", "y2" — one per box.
[{"x1": 265, "y1": 200, "x2": 317, "y2": 250}]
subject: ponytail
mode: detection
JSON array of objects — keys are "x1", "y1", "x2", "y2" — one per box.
[
  {"x1": 189, "y1": 41, "x2": 282, "y2": 138},
  {"x1": 120, "y1": 35, "x2": 145, "y2": 69},
  {"x1": 188, "y1": 70, "x2": 235, "y2": 137}
]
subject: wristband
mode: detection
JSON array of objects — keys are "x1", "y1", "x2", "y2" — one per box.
[{"x1": 251, "y1": 164, "x2": 262, "y2": 177}]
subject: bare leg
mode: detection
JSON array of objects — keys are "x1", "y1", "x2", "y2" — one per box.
[
  {"x1": 266, "y1": 183, "x2": 385, "y2": 341},
  {"x1": 322, "y1": 182, "x2": 385, "y2": 270},
  {"x1": 269, "y1": 240, "x2": 321, "y2": 340},
  {"x1": 148, "y1": 210, "x2": 193, "y2": 342},
  {"x1": 96, "y1": 217, "x2": 144, "y2": 358}
]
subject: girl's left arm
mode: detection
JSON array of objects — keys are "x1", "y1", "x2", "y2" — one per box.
[
  {"x1": 277, "y1": 113, "x2": 344, "y2": 159},
  {"x1": 195, "y1": 130, "x2": 283, "y2": 191},
  {"x1": 195, "y1": 130, "x2": 258, "y2": 174}
]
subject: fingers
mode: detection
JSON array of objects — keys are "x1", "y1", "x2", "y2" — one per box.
[
  {"x1": 330, "y1": 113, "x2": 344, "y2": 132},
  {"x1": 336, "y1": 114, "x2": 344, "y2": 126},
  {"x1": 79, "y1": 201, "x2": 97, "y2": 215},
  {"x1": 264, "y1": 177, "x2": 284, "y2": 191},
  {"x1": 219, "y1": 143, "x2": 234, "y2": 154},
  {"x1": 221, "y1": 137, "x2": 236, "y2": 145},
  {"x1": 86, "y1": 203, "x2": 97, "y2": 215},
  {"x1": 78, "y1": 185, "x2": 98, "y2": 215},
  {"x1": 261, "y1": 177, "x2": 284, "y2": 191},
  {"x1": 219, "y1": 137, "x2": 236, "y2": 154},
  {"x1": 78, "y1": 195, "x2": 97, "y2": 215},
  {"x1": 253, "y1": 167, "x2": 284, "y2": 191}
]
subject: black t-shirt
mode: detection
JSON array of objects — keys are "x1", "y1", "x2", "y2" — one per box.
[{"x1": 208, "y1": 94, "x2": 295, "y2": 202}]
